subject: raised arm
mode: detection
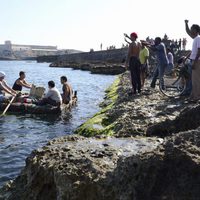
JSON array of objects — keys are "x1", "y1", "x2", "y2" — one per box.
[
  {"x1": 124, "y1": 37, "x2": 131, "y2": 45},
  {"x1": 124, "y1": 33, "x2": 131, "y2": 40},
  {"x1": 185, "y1": 20, "x2": 193, "y2": 38}
]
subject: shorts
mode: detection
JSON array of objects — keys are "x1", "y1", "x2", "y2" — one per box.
[{"x1": 141, "y1": 64, "x2": 148, "y2": 73}]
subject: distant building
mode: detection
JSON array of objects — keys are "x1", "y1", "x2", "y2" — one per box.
[
  {"x1": 0, "y1": 41, "x2": 82, "y2": 60},
  {"x1": 0, "y1": 40, "x2": 59, "y2": 59}
]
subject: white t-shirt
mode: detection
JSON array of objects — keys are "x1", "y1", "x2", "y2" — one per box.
[
  {"x1": 190, "y1": 35, "x2": 200, "y2": 60},
  {"x1": 44, "y1": 87, "x2": 62, "y2": 103},
  {"x1": 167, "y1": 52, "x2": 174, "y2": 64}
]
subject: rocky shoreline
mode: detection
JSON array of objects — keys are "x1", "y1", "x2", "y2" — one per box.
[
  {"x1": 49, "y1": 62, "x2": 126, "y2": 75},
  {"x1": 47, "y1": 48, "x2": 128, "y2": 75},
  {"x1": 1, "y1": 72, "x2": 200, "y2": 200},
  {"x1": 75, "y1": 72, "x2": 193, "y2": 137}
]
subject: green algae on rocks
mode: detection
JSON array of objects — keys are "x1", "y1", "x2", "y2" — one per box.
[{"x1": 75, "y1": 77, "x2": 120, "y2": 137}]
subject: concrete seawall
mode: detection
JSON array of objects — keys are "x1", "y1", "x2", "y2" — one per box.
[
  {"x1": 58, "y1": 48, "x2": 127, "y2": 63},
  {"x1": 37, "y1": 48, "x2": 128, "y2": 63}
]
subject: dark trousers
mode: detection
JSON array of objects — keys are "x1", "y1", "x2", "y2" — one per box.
[
  {"x1": 129, "y1": 56, "x2": 141, "y2": 93},
  {"x1": 38, "y1": 98, "x2": 60, "y2": 106}
]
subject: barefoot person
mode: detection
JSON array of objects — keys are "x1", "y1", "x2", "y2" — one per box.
[
  {"x1": 139, "y1": 41, "x2": 149, "y2": 88},
  {"x1": 125, "y1": 32, "x2": 141, "y2": 95},
  {"x1": 185, "y1": 20, "x2": 200, "y2": 101},
  {"x1": 12, "y1": 71, "x2": 32, "y2": 91},
  {"x1": 0, "y1": 71, "x2": 17, "y2": 102},
  {"x1": 60, "y1": 76, "x2": 73, "y2": 104}
]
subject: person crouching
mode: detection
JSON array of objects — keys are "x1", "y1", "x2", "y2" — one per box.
[{"x1": 37, "y1": 81, "x2": 62, "y2": 106}]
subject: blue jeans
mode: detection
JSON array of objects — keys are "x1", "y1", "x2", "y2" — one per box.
[{"x1": 151, "y1": 63, "x2": 167, "y2": 88}]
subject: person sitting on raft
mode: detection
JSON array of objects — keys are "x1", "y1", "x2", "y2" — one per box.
[
  {"x1": 37, "y1": 81, "x2": 62, "y2": 106},
  {"x1": 0, "y1": 71, "x2": 17, "y2": 103},
  {"x1": 60, "y1": 76, "x2": 73, "y2": 104},
  {"x1": 12, "y1": 71, "x2": 32, "y2": 91}
]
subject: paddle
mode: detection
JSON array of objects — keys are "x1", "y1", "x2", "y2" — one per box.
[{"x1": 1, "y1": 95, "x2": 16, "y2": 116}]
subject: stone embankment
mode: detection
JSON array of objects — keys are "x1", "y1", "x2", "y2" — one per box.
[
  {"x1": 50, "y1": 62, "x2": 126, "y2": 75},
  {"x1": 1, "y1": 72, "x2": 200, "y2": 200},
  {"x1": 37, "y1": 48, "x2": 190, "y2": 75},
  {"x1": 48, "y1": 48, "x2": 128, "y2": 75}
]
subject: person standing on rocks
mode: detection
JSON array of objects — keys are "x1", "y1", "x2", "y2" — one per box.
[
  {"x1": 166, "y1": 48, "x2": 174, "y2": 75},
  {"x1": 139, "y1": 41, "x2": 149, "y2": 88},
  {"x1": 146, "y1": 37, "x2": 169, "y2": 89},
  {"x1": 185, "y1": 20, "x2": 200, "y2": 101},
  {"x1": 125, "y1": 32, "x2": 141, "y2": 95}
]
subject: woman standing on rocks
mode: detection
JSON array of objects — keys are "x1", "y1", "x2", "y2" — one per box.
[{"x1": 125, "y1": 32, "x2": 141, "y2": 95}]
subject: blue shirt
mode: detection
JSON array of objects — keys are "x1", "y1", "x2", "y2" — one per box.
[{"x1": 152, "y1": 43, "x2": 169, "y2": 65}]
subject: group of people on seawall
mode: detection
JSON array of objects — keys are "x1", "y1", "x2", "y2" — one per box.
[
  {"x1": 124, "y1": 19, "x2": 200, "y2": 102},
  {"x1": 0, "y1": 71, "x2": 73, "y2": 107}
]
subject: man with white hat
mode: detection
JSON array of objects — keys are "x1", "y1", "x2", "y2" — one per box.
[{"x1": 0, "y1": 71, "x2": 17, "y2": 102}]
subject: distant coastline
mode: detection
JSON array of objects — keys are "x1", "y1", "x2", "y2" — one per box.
[
  {"x1": 0, "y1": 40, "x2": 81, "y2": 61},
  {"x1": 0, "y1": 57, "x2": 36, "y2": 61}
]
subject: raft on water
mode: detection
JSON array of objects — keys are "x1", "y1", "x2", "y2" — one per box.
[{"x1": 0, "y1": 94, "x2": 77, "y2": 115}]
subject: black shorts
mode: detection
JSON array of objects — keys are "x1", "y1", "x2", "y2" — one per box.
[{"x1": 141, "y1": 64, "x2": 148, "y2": 73}]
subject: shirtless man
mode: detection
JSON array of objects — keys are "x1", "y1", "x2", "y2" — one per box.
[
  {"x1": 12, "y1": 71, "x2": 32, "y2": 91},
  {"x1": 60, "y1": 76, "x2": 73, "y2": 104},
  {"x1": 125, "y1": 32, "x2": 141, "y2": 95}
]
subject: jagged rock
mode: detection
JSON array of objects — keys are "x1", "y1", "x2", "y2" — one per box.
[
  {"x1": 90, "y1": 65, "x2": 126, "y2": 75},
  {"x1": 49, "y1": 61, "x2": 126, "y2": 75},
  {"x1": 1, "y1": 130, "x2": 200, "y2": 200},
  {"x1": 146, "y1": 103, "x2": 200, "y2": 137},
  {"x1": 0, "y1": 135, "x2": 162, "y2": 200},
  {"x1": 2, "y1": 68, "x2": 200, "y2": 200},
  {"x1": 77, "y1": 72, "x2": 191, "y2": 137}
]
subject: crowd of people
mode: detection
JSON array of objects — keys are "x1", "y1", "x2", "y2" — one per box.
[
  {"x1": 125, "y1": 19, "x2": 200, "y2": 102},
  {"x1": 0, "y1": 71, "x2": 73, "y2": 107}
]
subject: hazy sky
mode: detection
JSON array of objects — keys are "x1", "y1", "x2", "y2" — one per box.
[{"x1": 0, "y1": 0, "x2": 199, "y2": 51}]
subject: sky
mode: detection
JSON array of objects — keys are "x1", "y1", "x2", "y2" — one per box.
[{"x1": 0, "y1": 0, "x2": 199, "y2": 52}]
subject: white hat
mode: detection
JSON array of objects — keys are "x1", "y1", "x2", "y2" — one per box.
[{"x1": 0, "y1": 71, "x2": 5, "y2": 78}]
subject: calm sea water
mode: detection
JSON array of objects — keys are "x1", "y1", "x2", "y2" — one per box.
[{"x1": 0, "y1": 61, "x2": 116, "y2": 186}]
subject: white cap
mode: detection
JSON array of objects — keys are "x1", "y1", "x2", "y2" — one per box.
[{"x1": 0, "y1": 71, "x2": 5, "y2": 78}]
